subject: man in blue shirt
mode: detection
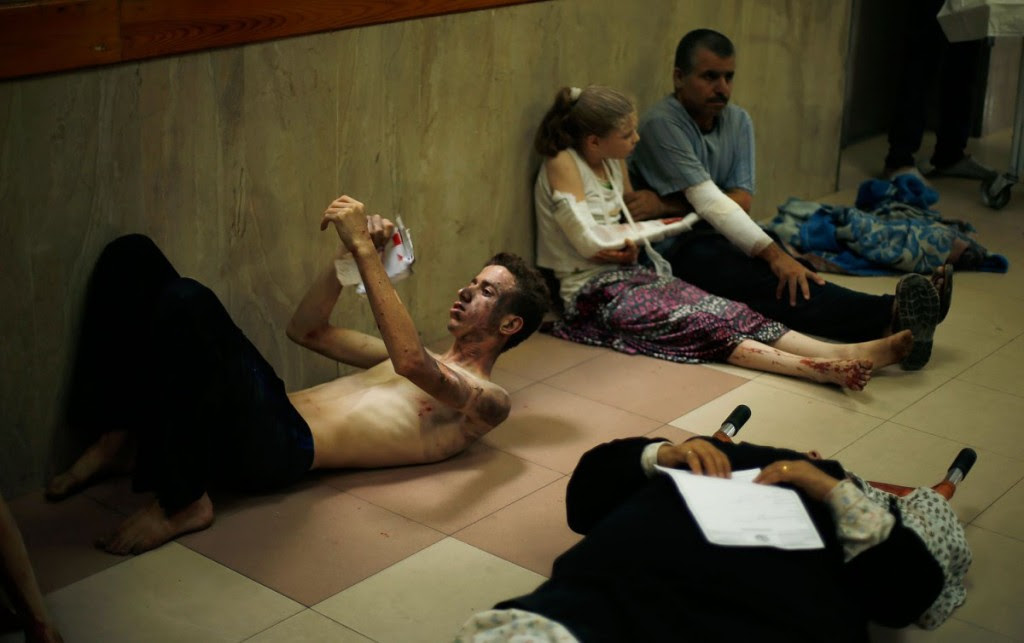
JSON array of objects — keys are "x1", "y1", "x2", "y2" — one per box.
[{"x1": 627, "y1": 29, "x2": 946, "y2": 369}]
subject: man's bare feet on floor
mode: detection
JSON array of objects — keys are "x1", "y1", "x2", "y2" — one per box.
[
  {"x1": 96, "y1": 494, "x2": 214, "y2": 555},
  {"x1": 45, "y1": 431, "x2": 135, "y2": 501},
  {"x1": 799, "y1": 358, "x2": 873, "y2": 390}
]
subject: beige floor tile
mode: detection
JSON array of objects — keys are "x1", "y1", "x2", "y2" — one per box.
[
  {"x1": 482, "y1": 382, "x2": 661, "y2": 473},
  {"x1": 7, "y1": 490, "x2": 131, "y2": 593},
  {"x1": 454, "y1": 477, "x2": 580, "y2": 577},
  {"x1": 489, "y1": 332, "x2": 605, "y2": 381},
  {"x1": 749, "y1": 362, "x2": 946, "y2": 420},
  {"x1": 646, "y1": 424, "x2": 700, "y2": 443},
  {"x1": 869, "y1": 617, "x2": 1015, "y2": 642},
  {"x1": 180, "y1": 483, "x2": 444, "y2": 606},
  {"x1": 43, "y1": 543, "x2": 302, "y2": 643},
  {"x1": 958, "y1": 337, "x2": 1024, "y2": 398},
  {"x1": 973, "y1": 477, "x2": 1024, "y2": 542},
  {"x1": 542, "y1": 351, "x2": 747, "y2": 422},
  {"x1": 953, "y1": 526, "x2": 1024, "y2": 639},
  {"x1": 669, "y1": 381, "x2": 883, "y2": 457},
  {"x1": 491, "y1": 366, "x2": 536, "y2": 393},
  {"x1": 833, "y1": 423, "x2": 1023, "y2": 523},
  {"x1": 700, "y1": 361, "x2": 762, "y2": 380},
  {"x1": 246, "y1": 609, "x2": 373, "y2": 643},
  {"x1": 322, "y1": 442, "x2": 562, "y2": 534},
  {"x1": 314, "y1": 538, "x2": 546, "y2": 643},
  {"x1": 892, "y1": 380, "x2": 1024, "y2": 460},
  {"x1": 937, "y1": 283, "x2": 1024, "y2": 339}
]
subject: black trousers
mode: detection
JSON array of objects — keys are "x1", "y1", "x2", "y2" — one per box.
[
  {"x1": 655, "y1": 226, "x2": 894, "y2": 342},
  {"x1": 66, "y1": 235, "x2": 313, "y2": 512},
  {"x1": 885, "y1": 0, "x2": 984, "y2": 170}
]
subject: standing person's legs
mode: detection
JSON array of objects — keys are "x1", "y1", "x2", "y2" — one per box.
[
  {"x1": 665, "y1": 231, "x2": 894, "y2": 342},
  {"x1": 884, "y1": 0, "x2": 947, "y2": 172},
  {"x1": 930, "y1": 38, "x2": 990, "y2": 177},
  {"x1": 48, "y1": 234, "x2": 181, "y2": 500}
]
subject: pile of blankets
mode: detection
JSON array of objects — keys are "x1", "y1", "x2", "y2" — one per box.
[{"x1": 764, "y1": 175, "x2": 1008, "y2": 275}]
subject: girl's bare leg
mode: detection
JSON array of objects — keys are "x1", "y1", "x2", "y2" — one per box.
[
  {"x1": 45, "y1": 431, "x2": 135, "y2": 501},
  {"x1": 770, "y1": 330, "x2": 914, "y2": 370},
  {"x1": 726, "y1": 340, "x2": 873, "y2": 390}
]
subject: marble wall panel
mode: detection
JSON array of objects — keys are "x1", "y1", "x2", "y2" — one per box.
[{"x1": 0, "y1": 0, "x2": 851, "y2": 494}]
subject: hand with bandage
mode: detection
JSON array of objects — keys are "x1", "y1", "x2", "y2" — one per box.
[
  {"x1": 591, "y1": 238, "x2": 639, "y2": 265},
  {"x1": 656, "y1": 438, "x2": 731, "y2": 478},
  {"x1": 754, "y1": 459, "x2": 840, "y2": 501}
]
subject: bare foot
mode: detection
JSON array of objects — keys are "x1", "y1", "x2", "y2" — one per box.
[
  {"x1": 45, "y1": 431, "x2": 135, "y2": 501},
  {"x1": 844, "y1": 330, "x2": 914, "y2": 370},
  {"x1": 799, "y1": 358, "x2": 873, "y2": 390},
  {"x1": 96, "y1": 494, "x2": 214, "y2": 555}
]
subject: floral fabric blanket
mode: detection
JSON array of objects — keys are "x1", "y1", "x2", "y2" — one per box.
[{"x1": 764, "y1": 175, "x2": 1008, "y2": 275}]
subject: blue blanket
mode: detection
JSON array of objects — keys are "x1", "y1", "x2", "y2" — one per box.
[{"x1": 764, "y1": 176, "x2": 1008, "y2": 275}]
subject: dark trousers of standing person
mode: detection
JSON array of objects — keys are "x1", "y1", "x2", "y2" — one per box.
[
  {"x1": 885, "y1": 0, "x2": 984, "y2": 170},
  {"x1": 64, "y1": 234, "x2": 314, "y2": 513},
  {"x1": 659, "y1": 225, "x2": 894, "y2": 343}
]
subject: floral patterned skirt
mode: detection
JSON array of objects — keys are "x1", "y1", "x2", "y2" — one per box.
[{"x1": 549, "y1": 266, "x2": 788, "y2": 364}]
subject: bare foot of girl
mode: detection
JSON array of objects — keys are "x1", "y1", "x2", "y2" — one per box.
[
  {"x1": 96, "y1": 494, "x2": 214, "y2": 555},
  {"x1": 798, "y1": 358, "x2": 873, "y2": 390},
  {"x1": 46, "y1": 431, "x2": 135, "y2": 501},
  {"x1": 842, "y1": 330, "x2": 914, "y2": 370}
]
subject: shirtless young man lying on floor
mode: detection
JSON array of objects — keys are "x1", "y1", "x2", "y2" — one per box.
[{"x1": 45, "y1": 195, "x2": 549, "y2": 554}]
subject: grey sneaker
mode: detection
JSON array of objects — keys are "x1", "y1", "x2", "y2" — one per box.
[{"x1": 925, "y1": 156, "x2": 997, "y2": 180}]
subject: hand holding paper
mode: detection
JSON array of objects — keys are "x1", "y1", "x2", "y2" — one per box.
[
  {"x1": 335, "y1": 216, "x2": 415, "y2": 294},
  {"x1": 656, "y1": 465, "x2": 825, "y2": 550}
]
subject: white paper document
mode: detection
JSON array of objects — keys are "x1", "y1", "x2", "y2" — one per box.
[{"x1": 655, "y1": 466, "x2": 824, "y2": 551}]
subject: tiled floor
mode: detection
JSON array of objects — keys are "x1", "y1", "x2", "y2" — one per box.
[{"x1": 6, "y1": 130, "x2": 1024, "y2": 642}]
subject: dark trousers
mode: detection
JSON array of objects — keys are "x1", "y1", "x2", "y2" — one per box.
[
  {"x1": 66, "y1": 235, "x2": 313, "y2": 512},
  {"x1": 659, "y1": 227, "x2": 894, "y2": 342},
  {"x1": 885, "y1": 0, "x2": 984, "y2": 169}
]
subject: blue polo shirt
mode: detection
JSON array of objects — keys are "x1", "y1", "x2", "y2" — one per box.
[{"x1": 628, "y1": 94, "x2": 755, "y2": 197}]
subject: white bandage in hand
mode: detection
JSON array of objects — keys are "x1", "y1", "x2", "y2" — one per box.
[{"x1": 684, "y1": 180, "x2": 772, "y2": 256}]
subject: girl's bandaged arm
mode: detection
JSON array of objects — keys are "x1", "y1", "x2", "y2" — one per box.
[{"x1": 551, "y1": 190, "x2": 696, "y2": 258}]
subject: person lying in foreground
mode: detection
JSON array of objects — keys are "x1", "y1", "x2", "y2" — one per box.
[
  {"x1": 457, "y1": 435, "x2": 970, "y2": 642},
  {"x1": 46, "y1": 195, "x2": 549, "y2": 555}
]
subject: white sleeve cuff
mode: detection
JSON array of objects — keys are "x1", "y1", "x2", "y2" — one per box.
[{"x1": 641, "y1": 441, "x2": 670, "y2": 478}]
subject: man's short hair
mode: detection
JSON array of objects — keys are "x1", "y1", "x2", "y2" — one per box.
[
  {"x1": 486, "y1": 253, "x2": 549, "y2": 352},
  {"x1": 675, "y1": 29, "x2": 735, "y2": 75}
]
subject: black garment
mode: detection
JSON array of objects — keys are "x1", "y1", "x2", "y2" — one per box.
[
  {"x1": 655, "y1": 223, "x2": 895, "y2": 342},
  {"x1": 497, "y1": 437, "x2": 943, "y2": 643},
  {"x1": 885, "y1": 0, "x2": 984, "y2": 170},
  {"x1": 66, "y1": 234, "x2": 313, "y2": 512}
]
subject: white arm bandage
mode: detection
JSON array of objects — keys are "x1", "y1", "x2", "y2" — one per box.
[
  {"x1": 551, "y1": 191, "x2": 695, "y2": 258},
  {"x1": 684, "y1": 180, "x2": 773, "y2": 256},
  {"x1": 549, "y1": 191, "x2": 634, "y2": 258}
]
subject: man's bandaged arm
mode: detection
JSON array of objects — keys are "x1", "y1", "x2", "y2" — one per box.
[{"x1": 684, "y1": 180, "x2": 772, "y2": 256}]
